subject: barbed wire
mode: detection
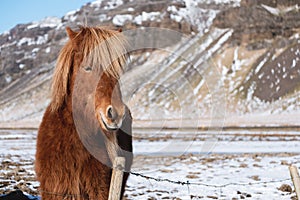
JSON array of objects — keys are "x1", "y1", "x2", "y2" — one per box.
[{"x1": 129, "y1": 171, "x2": 291, "y2": 188}]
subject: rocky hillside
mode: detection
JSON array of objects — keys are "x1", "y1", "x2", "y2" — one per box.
[{"x1": 0, "y1": 0, "x2": 300, "y2": 127}]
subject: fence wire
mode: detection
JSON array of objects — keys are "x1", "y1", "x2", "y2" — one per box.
[{"x1": 129, "y1": 171, "x2": 291, "y2": 188}]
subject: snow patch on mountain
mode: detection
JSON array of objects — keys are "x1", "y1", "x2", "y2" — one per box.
[
  {"x1": 17, "y1": 34, "x2": 48, "y2": 47},
  {"x1": 112, "y1": 14, "x2": 133, "y2": 26},
  {"x1": 27, "y1": 17, "x2": 61, "y2": 30},
  {"x1": 133, "y1": 12, "x2": 161, "y2": 25}
]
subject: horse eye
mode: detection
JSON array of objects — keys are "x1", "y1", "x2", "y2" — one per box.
[{"x1": 84, "y1": 66, "x2": 92, "y2": 72}]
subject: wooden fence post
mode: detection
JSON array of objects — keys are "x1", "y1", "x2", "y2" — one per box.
[
  {"x1": 289, "y1": 165, "x2": 300, "y2": 199},
  {"x1": 108, "y1": 157, "x2": 125, "y2": 200}
]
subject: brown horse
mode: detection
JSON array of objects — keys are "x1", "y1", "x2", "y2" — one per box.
[{"x1": 35, "y1": 26, "x2": 133, "y2": 200}]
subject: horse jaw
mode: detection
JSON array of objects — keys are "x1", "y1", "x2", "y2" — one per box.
[{"x1": 104, "y1": 134, "x2": 119, "y2": 164}]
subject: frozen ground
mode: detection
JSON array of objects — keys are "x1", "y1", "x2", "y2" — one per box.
[
  {"x1": 0, "y1": 128, "x2": 299, "y2": 199},
  {"x1": 128, "y1": 153, "x2": 299, "y2": 200}
]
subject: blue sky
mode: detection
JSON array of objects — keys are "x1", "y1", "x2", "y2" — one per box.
[{"x1": 0, "y1": 0, "x2": 93, "y2": 33}]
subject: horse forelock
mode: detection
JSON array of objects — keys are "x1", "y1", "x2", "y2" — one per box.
[
  {"x1": 83, "y1": 27, "x2": 128, "y2": 78},
  {"x1": 50, "y1": 26, "x2": 128, "y2": 112}
]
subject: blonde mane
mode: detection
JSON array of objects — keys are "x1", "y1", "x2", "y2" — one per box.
[{"x1": 50, "y1": 26, "x2": 128, "y2": 112}]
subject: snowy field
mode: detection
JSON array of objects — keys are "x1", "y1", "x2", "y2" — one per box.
[{"x1": 0, "y1": 128, "x2": 299, "y2": 199}]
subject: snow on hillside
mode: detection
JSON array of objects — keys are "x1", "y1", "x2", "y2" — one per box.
[
  {"x1": 1, "y1": 0, "x2": 300, "y2": 127},
  {"x1": 27, "y1": 17, "x2": 62, "y2": 30},
  {"x1": 167, "y1": 0, "x2": 240, "y2": 34}
]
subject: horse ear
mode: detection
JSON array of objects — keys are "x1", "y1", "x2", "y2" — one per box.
[{"x1": 66, "y1": 27, "x2": 77, "y2": 40}]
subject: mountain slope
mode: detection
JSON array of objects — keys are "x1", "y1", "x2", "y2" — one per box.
[{"x1": 0, "y1": 0, "x2": 300, "y2": 127}]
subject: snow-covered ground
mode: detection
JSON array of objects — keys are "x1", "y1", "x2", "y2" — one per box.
[
  {"x1": 0, "y1": 128, "x2": 299, "y2": 199},
  {"x1": 128, "y1": 153, "x2": 298, "y2": 200}
]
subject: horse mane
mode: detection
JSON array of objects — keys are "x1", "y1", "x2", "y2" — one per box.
[{"x1": 50, "y1": 26, "x2": 128, "y2": 112}]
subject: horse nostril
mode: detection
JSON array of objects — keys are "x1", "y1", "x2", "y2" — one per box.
[{"x1": 106, "y1": 106, "x2": 115, "y2": 120}]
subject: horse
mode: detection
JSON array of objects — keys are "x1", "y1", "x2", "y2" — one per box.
[{"x1": 35, "y1": 26, "x2": 133, "y2": 200}]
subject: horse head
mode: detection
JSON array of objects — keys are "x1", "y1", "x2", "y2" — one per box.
[{"x1": 50, "y1": 26, "x2": 129, "y2": 164}]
